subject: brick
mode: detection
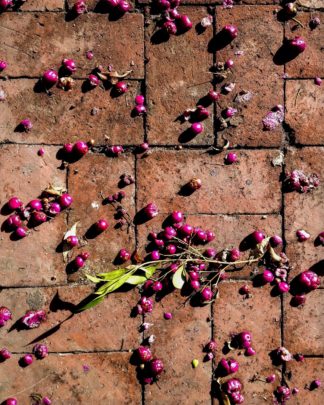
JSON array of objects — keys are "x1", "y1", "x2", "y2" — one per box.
[
  {"x1": 137, "y1": 214, "x2": 282, "y2": 278},
  {"x1": 213, "y1": 281, "x2": 281, "y2": 403},
  {"x1": 0, "y1": 352, "x2": 140, "y2": 404},
  {"x1": 67, "y1": 0, "x2": 135, "y2": 10},
  {"x1": 18, "y1": 0, "x2": 64, "y2": 10},
  {"x1": 0, "y1": 145, "x2": 66, "y2": 286},
  {"x1": 286, "y1": 358, "x2": 324, "y2": 404},
  {"x1": 284, "y1": 289, "x2": 324, "y2": 354},
  {"x1": 285, "y1": 80, "x2": 324, "y2": 145},
  {"x1": 215, "y1": 6, "x2": 283, "y2": 147},
  {"x1": 0, "y1": 79, "x2": 143, "y2": 145},
  {"x1": 146, "y1": 7, "x2": 213, "y2": 145},
  {"x1": 145, "y1": 291, "x2": 212, "y2": 405},
  {"x1": 284, "y1": 147, "x2": 324, "y2": 280},
  {"x1": 0, "y1": 285, "x2": 140, "y2": 351},
  {"x1": 285, "y1": 13, "x2": 324, "y2": 78},
  {"x1": 67, "y1": 153, "x2": 136, "y2": 281},
  {"x1": 298, "y1": 0, "x2": 323, "y2": 7},
  {"x1": 137, "y1": 149, "x2": 282, "y2": 214},
  {"x1": 0, "y1": 13, "x2": 144, "y2": 78}
]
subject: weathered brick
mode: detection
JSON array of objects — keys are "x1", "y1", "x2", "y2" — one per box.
[
  {"x1": 0, "y1": 79, "x2": 143, "y2": 145},
  {"x1": 146, "y1": 7, "x2": 213, "y2": 145},
  {"x1": 298, "y1": 0, "x2": 323, "y2": 7},
  {"x1": 284, "y1": 288, "x2": 324, "y2": 354},
  {"x1": 137, "y1": 149, "x2": 282, "y2": 214},
  {"x1": 285, "y1": 13, "x2": 324, "y2": 78},
  {"x1": 286, "y1": 358, "x2": 324, "y2": 404},
  {"x1": 284, "y1": 147, "x2": 324, "y2": 280},
  {"x1": 215, "y1": 6, "x2": 283, "y2": 147},
  {"x1": 0, "y1": 145, "x2": 66, "y2": 286},
  {"x1": 145, "y1": 291, "x2": 211, "y2": 405},
  {"x1": 285, "y1": 80, "x2": 324, "y2": 145},
  {"x1": 18, "y1": 0, "x2": 64, "y2": 10},
  {"x1": 137, "y1": 214, "x2": 282, "y2": 278},
  {"x1": 0, "y1": 285, "x2": 140, "y2": 351},
  {"x1": 0, "y1": 13, "x2": 144, "y2": 78},
  {"x1": 67, "y1": 153, "x2": 136, "y2": 280},
  {"x1": 0, "y1": 352, "x2": 140, "y2": 404}
]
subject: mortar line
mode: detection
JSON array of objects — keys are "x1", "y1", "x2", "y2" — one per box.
[{"x1": 212, "y1": 5, "x2": 217, "y2": 151}]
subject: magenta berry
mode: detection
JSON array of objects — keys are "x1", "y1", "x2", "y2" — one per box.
[
  {"x1": 15, "y1": 226, "x2": 28, "y2": 238},
  {"x1": 208, "y1": 89, "x2": 220, "y2": 102},
  {"x1": 276, "y1": 346, "x2": 292, "y2": 362},
  {"x1": 190, "y1": 122, "x2": 203, "y2": 135},
  {"x1": 223, "y1": 378, "x2": 242, "y2": 394},
  {"x1": 204, "y1": 248, "x2": 216, "y2": 258},
  {"x1": 230, "y1": 392, "x2": 245, "y2": 404},
  {"x1": 295, "y1": 353, "x2": 304, "y2": 362},
  {"x1": 117, "y1": 0, "x2": 130, "y2": 13},
  {"x1": 0, "y1": 306, "x2": 12, "y2": 327},
  {"x1": 262, "y1": 269, "x2": 274, "y2": 284},
  {"x1": 139, "y1": 296, "x2": 153, "y2": 313},
  {"x1": 74, "y1": 256, "x2": 85, "y2": 269},
  {"x1": 239, "y1": 284, "x2": 250, "y2": 295},
  {"x1": 164, "y1": 312, "x2": 172, "y2": 320},
  {"x1": 245, "y1": 346, "x2": 256, "y2": 356},
  {"x1": 73, "y1": 141, "x2": 89, "y2": 156},
  {"x1": 188, "y1": 177, "x2": 202, "y2": 191},
  {"x1": 311, "y1": 379, "x2": 321, "y2": 389},
  {"x1": 133, "y1": 105, "x2": 146, "y2": 116},
  {"x1": 163, "y1": 21, "x2": 177, "y2": 35},
  {"x1": 178, "y1": 15, "x2": 192, "y2": 32},
  {"x1": 95, "y1": 219, "x2": 109, "y2": 232},
  {"x1": 103, "y1": 0, "x2": 120, "y2": 8},
  {"x1": 219, "y1": 357, "x2": 239, "y2": 375},
  {"x1": 88, "y1": 74, "x2": 99, "y2": 87},
  {"x1": 298, "y1": 270, "x2": 320, "y2": 292},
  {"x1": 251, "y1": 230, "x2": 265, "y2": 244},
  {"x1": 80, "y1": 251, "x2": 90, "y2": 261},
  {"x1": 200, "y1": 287, "x2": 213, "y2": 303},
  {"x1": 8, "y1": 196, "x2": 23, "y2": 211},
  {"x1": 266, "y1": 374, "x2": 276, "y2": 383},
  {"x1": 32, "y1": 343, "x2": 48, "y2": 359},
  {"x1": 48, "y1": 202, "x2": 61, "y2": 215},
  {"x1": 190, "y1": 280, "x2": 201, "y2": 290},
  {"x1": 275, "y1": 385, "x2": 291, "y2": 402},
  {"x1": 119, "y1": 248, "x2": 131, "y2": 262},
  {"x1": 236, "y1": 331, "x2": 252, "y2": 349},
  {"x1": 21, "y1": 310, "x2": 46, "y2": 329},
  {"x1": 206, "y1": 230, "x2": 215, "y2": 242},
  {"x1": 139, "y1": 142, "x2": 149, "y2": 152},
  {"x1": 32, "y1": 211, "x2": 47, "y2": 224},
  {"x1": 222, "y1": 24, "x2": 238, "y2": 40},
  {"x1": 224, "y1": 107, "x2": 237, "y2": 118},
  {"x1": 115, "y1": 81, "x2": 128, "y2": 94},
  {"x1": 110, "y1": 145, "x2": 124, "y2": 155},
  {"x1": 62, "y1": 58, "x2": 77, "y2": 73},
  {"x1": 154, "y1": 239, "x2": 164, "y2": 248},
  {"x1": 195, "y1": 229, "x2": 207, "y2": 243},
  {"x1": 7, "y1": 214, "x2": 22, "y2": 229},
  {"x1": 292, "y1": 294, "x2": 306, "y2": 306},
  {"x1": 66, "y1": 235, "x2": 79, "y2": 248},
  {"x1": 278, "y1": 281, "x2": 290, "y2": 293},
  {"x1": 225, "y1": 152, "x2": 238, "y2": 164},
  {"x1": 21, "y1": 354, "x2": 33, "y2": 366},
  {"x1": 195, "y1": 106, "x2": 209, "y2": 121},
  {"x1": 206, "y1": 340, "x2": 217, "y2": 352},
  {"x1": 38, "y1": 148, "x2": 45, "y2": 156},
  {"x1": 137, "y1": 346, "x2": 152, "y2": 363},
  {"x1": 166, "y1": 244, "x2": 176, "y2": 254},
  {"x1": 0, "y1": 348, "x2": 11, "y2": 360},
  {"x1": 225, "y1": 59, "x2": 234, "y2": 69},
  {"x1": 42, "y1": 397, "x2": 52, "y2": 405},
  {"x1": 59, "y1": 193, "x2": 73, "y2": 208},
  {"x1": 73, "y1": 0, "x2": 87, "y2": 14},
  {"x1": 63, "y1": 143, "x2": 73, "y2": 154},
  {"x1": 0, "y1": 0, "x2": 13, "y2": 11},
  {"x1": 42, "y1": 69, "x2": 58, "y2": 87},
  {"x1": 289, "y1": 36, "x2": 306, "y2": 53},
  {"x1": 152, "y1": 281, "x2": 163, "y2": 292},
  {"x1": 144, "y1": 203, "x2": 159, "y2": 219},
  {"x1": 270, "y1": 235, "x2": 283, "y2": 247},
  {"x1": 20, "y1": 119, "x2": 33, "y2": 132},
  {"x1": 296, "y1": 229, "x2": 310, "y2": 242},
  {"x1": 229, "y1": 248, "x2": 240, "y2": 262},
  {"x1": 164, "y1": 226, "x2": 177, "y2": 240},
  {"x1": 151, "y1": 250, "x2": 161, "y2": 261},
  {"x1": 135, "y1": 95, "x2": 145, "y2": 105},
  {"x1": 5, "y1": 399, "x2": 17, "y2": 405},
  {"x1": 149, "y1": 358, "x2": 164, "y2": 376},
  {"x1": 28, "y1": 199, "x2": 42, "y2": 211}
]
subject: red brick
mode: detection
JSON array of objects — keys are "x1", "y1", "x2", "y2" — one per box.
[
  {"x1": 0, "y1": 352, "x2": 140, "y2": 404},
  {"x1": 0, "y1": 145, "x2": 66, "y2": 286},
  {"x1": 284, "y1": 147, "x2": 324, "y2": 280},
  {"x1": 145, "y1": 291, "x2": 211, "y2": 405},
  {"x1": 0, "y1": 13, "x2": 144, "y2": 78},
  {"x1": 0, "y1": 285, "x2": 140, "y2": 351},
  {"x1": 18, "y1": 0, "x2": 64, "y2": 10},
  {"x1": 0, "y1": 79, "x2": 143, "y2": 145},
  {"x1": 146, "y1": 7, "x2": 213, "y2": 145},
  {"x1": 285, "y1": 80, "x2": 324, "y2": 145},
  {"x1": 298, "y1": 0, "x2": 322, "y2": 7},
  {"x1": 67, "y1": 153, "x2": 136, "y2": 281},
  {"x1": 67, "y1": 0, "x2": 135, "y2": 9},
  {"x1": 137, "y1": 214, "x2": 282, "y2": 278},
  {"x1": 284, "y1": 289, "x2": 324, "y2": 355},
  {"x1": 286, "y1": 358, "x2": 324, "y2": 404},
  {"x1": 215, "y1": 6, "x2": 283, "y2": 147},
  {"x1": 137, "y1": 149, "x2": 281, "y2": 214},
  {"x1": 285, "y1": 13, "x2": 324, "y2": 78}
]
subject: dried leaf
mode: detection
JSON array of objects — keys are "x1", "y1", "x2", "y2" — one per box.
[
  {"x1": 132, "y1": 250, "x2": 144, "y2": 264},
  {"x1": 257, "y1": 237, "x2": 271, "y2": 254},
  {"x1": 221, "y1": 393, "x2": 231, "y2": 405},
  {"x1": 64, "y1": 222, "x2": 79, "y2": 240},
  {"x1": 269, "y1": 246, "x2": 282, "y2": 263},
  {"x1": 271, "y1": 151, "x2": 284, "y2": 167},
  {"x1": 43, "y1": 185, "x2": 66, "y2": 197},
  {"x1": 172, "y1": 265, "x2": 185, "y2": 289}
]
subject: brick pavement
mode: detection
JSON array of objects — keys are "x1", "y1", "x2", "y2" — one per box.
[{"x1": 0, "y1": 2, "x2": 323, "y2": 404}]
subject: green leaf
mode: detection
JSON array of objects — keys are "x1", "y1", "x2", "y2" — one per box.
[
  {"x1": 140, "y1": 266, "x2": 157, "y2": 278},
  {"x1": 96, "y1": 269, "x2": 127, "y2": 281},
  {"x1": 86, "y1": 274, "x2": 103, "y2": 283},
  {"x1": 126, "y1": 275, "x2": 148, "y2": 285},
  {"x1": 95, "y1": 274, "x2": 130, "y2": 295},
  {"x1": 77, "y1": 295, "x2": 105, "y2": 311},
  {"x1": 172, "y1": 265, "x2": 185, "y2": 289}
]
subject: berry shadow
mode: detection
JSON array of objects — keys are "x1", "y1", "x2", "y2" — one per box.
[
  {"x1": 133, "y1": 209, "x2": 151, "y2": 226},
  {"x1": 309, "y1": 259, "x2": 324, "y2": 277},
  {"x1": 178, "y1": 183, "x2": 196, "y2": 196},
  {"x1": 0, "y1": 203, "x2": 13, "y2": 216},
  {"x1": 268, "y1": 349, "x2": 282, "y2": 367},
  {"x1": 273, "y1": 43, "x2": 302, "y2": 65},
  {"x1": 208, "y1": 31, "x2": 234, "y2": 53},
  {"x1": 55, "y1": 148, "x2": 84, "y2": 164},
  {"x1": 150, "y1": 29, "x2": 170, "y2": 45},
  {"x1": 13, "y1": 123, "x2": 28, "y2": 133},
  {"x1": 195, "y1": 22, "x2": 207, "y2": 36},
  {"x1": 178, "y1": 128, "x2": 198, "y2": 144}
]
